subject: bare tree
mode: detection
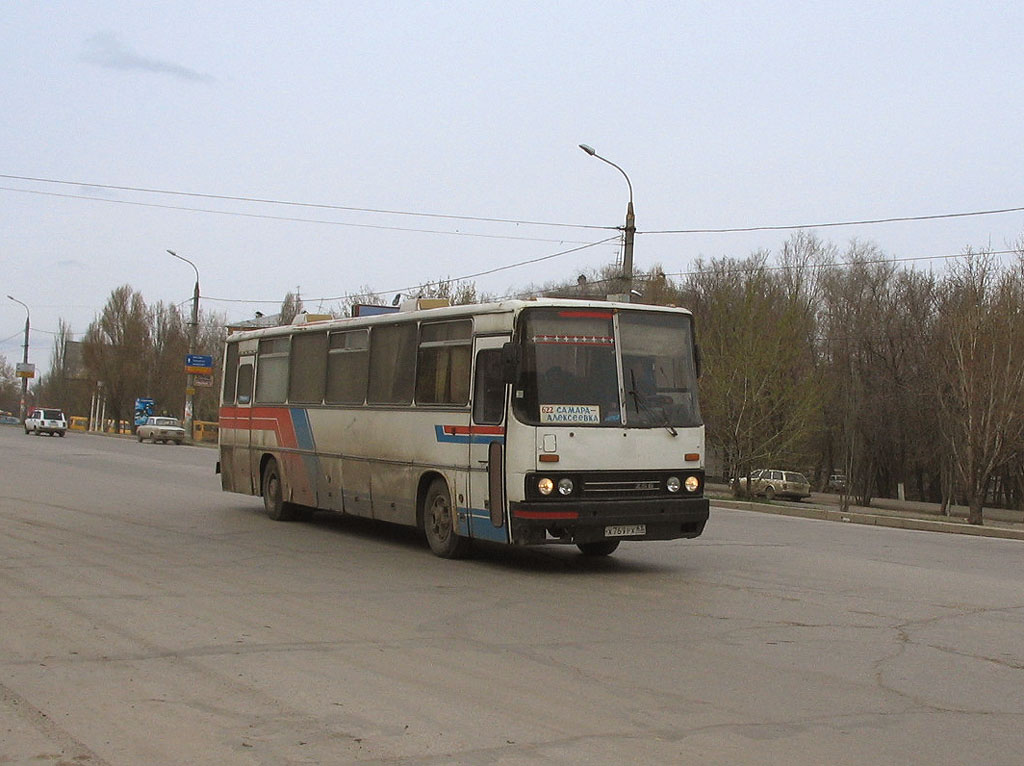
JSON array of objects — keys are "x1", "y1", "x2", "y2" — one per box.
[
  {"x1": 0, "y1": 355, "x2": 19, "y2": 413},
  {"x1": 279, "y1": 291, "x2": 305, "y2": 325},
  {"x1": 30, "y1": 320, "x2": 77, "y2": 412},
  {"x1": 82, "y1": 286, "x2": 152, "y2": 431},
  {"x1": 685, "y1": 252, "x2": 823, "y2": 485},
  {"x1": 820, "y1": 247, "x2": 940, "y2": 508},
  {"x1": 193, "y1": 311, "x2": 227, "y2": 422},
  {"x1": 935, "y1": 251, "x2": 1024, "y2": 524},
  {"x1": 147, "y1": 301, "x2": 189, "y2": 417},
  {"x1": 417, "y1": 278, "x2": 482, "y2": 305}
]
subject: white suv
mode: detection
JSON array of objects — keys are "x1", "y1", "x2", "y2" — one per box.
[{"x1": 25, "y1": 408, "x2": 68, "y2": 437}]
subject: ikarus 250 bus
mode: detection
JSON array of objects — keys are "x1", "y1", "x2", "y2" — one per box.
[{"x1": 218, "y1": 298, "x2": 709, "y2": 557}]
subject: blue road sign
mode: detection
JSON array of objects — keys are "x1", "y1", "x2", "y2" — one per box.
[{"x1": 186, "y1": 354, "x2": 214, "y2": 368}]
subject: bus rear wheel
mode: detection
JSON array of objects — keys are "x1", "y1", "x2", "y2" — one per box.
[
  {"x1": 577, "y1": 540, "x2": 620, "y2": 556},
  {"x1": 423, "y1": 478, "x2": 470, "y2": 559},
  {"x1": 263, "y1": 460, "x2": 298, "y2": 521}
]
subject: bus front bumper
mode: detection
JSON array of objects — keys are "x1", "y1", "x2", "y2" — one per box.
[{"x1": 508, "y1": 496, "x2": 709, "y2": 545}]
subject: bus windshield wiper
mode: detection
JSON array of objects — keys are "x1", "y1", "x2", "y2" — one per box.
[{"x1": 628, "y1": 370, "x2": 678, "y2": 437}]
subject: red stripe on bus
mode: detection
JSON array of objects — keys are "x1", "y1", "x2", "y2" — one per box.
[
  {"x1": 512, "y1": 510, "x2": 580, "y2": 520},
  {"x1": 219, "y1": 406, "x2": 298, "y2": 449},
  {"x1": 441, "y1": 425, "x2": 506, "y2": 436},
  {"x1": 557, "y1": 311, "x2": 613, "y2": 319}
]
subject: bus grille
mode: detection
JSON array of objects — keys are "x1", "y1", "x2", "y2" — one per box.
[{"x1": 581, "y1": 477, "x2": 665, "y2": 498}]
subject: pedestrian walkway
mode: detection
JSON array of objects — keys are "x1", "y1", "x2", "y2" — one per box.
[{"x1": 706, "y1": 483, "x2": 1024, "y2": 541}]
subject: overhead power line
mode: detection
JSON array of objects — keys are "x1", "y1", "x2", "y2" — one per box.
[
  {"x1": 0, "y1": 186, "x2": 600, "y2": 245},
  {"x1": 661, "y1": 247, "x2": 1019, "y2": 278},
  {"x1": 3, "y1": 173, "x2": 1022, "y2": 238},
  {"x1": 494, "y1": 247, "x2": 1021, "y2": 300},
  {"x1": 645, "y1": 207, "x2": 1024, "y2": 235},
  {"x1": 201, "y1": 236, "x2": 622, "y2": 306},
  {"x1": 0, "y1": 174, "x2": 614, "y2": 232}
]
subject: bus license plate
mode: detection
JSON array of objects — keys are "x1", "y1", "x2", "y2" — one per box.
[{"x1": 605, "y1": 524, "x2": 646, "y2": 537}]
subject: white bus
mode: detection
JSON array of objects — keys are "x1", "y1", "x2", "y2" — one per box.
[{"x1": 217, "y1": 298, "x2": 709, "y2": 557}]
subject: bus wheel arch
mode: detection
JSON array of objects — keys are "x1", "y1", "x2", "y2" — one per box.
[
  {"x1": 261, "y1": 456, "x2": 299, "y2": 521},
  {"x1": 419, "y1": 473, "x2": 470, "y2": 559}
]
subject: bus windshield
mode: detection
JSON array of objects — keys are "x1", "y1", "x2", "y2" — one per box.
[{"x1": 512, "y1": 308, "x2": 701, "y2": 428}]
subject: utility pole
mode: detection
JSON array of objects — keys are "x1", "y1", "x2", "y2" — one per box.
[
  {"x1": 579, "y1": 143, "x2": 635, "y2": 295},
  {"x1": 7, "y1": 295, "x2": 30, "y2": 422},
  {"x1": 166, "y1": 250, "x2": 200, "y2": 442}
]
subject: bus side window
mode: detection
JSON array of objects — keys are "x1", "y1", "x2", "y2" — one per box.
[
  {"x1": 236, "y1": 363, "x2": 254, "y2": 405},
  {"x1": 368, "y1": 324, "x2": 416, "y2": 405},
  {"x1": 473, "y1": 349, "x2": 505, "y2": 425},
  {"x1": 326, "y1": 329, "x2": 369, "y2": 404},
  {"x1": 222, "y1": 343, "x2": 239, "y2": 403},
  {"x1": 255, "y1": 338, "x2": 289, "y2": 404},
  {"x1": 289, "y1": 331, "x2": 328, "y2": 404},
  {"x1": 416, "y1": 320, "x2": 472, "y2": 406}
]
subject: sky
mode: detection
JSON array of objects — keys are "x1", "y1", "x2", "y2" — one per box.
[{"x1": 3, "y1": 1, "x2": 1024, "y2": 379}]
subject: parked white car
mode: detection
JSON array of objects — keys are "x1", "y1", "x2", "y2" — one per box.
[
  {"x1": 25, "y1": 408, "x2": 67, "y2": 436},
  {"x1": 137, "y1": 416, "x2": 186, "y2": 445}
]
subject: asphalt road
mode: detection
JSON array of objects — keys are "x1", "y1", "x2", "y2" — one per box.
[{"x1": 2, "y1": 426, "x2": 1022, "y2": 765}]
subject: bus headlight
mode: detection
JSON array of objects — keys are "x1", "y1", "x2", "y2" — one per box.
[
  {"x1": 666, "y1": 476, "x2": 681, "y2": 493},
  {"x1": 557, "y1": 478, "x2": 574, "y2": 496},
  {"x1": 684, "y1": 475, "x2": 700, "y2": 493},
  {"x1": 538, "y1": 477, "x2": 554, "y2": 496}
]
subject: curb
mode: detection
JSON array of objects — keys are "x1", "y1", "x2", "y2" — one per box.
[{"x1": 710, "y1": 496, "x2": 1024, "y2": 541}]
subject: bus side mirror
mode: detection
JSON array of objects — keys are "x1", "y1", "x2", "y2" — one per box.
[
  {"x1": 501, "y1": 342, "x2": 521, "y2": 384},
  {"x1": 694, "y1": 343, "x2": 702, "y2": 379}
]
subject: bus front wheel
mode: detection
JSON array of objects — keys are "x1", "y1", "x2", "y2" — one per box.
[
  {"x1": 423, "y1": 478, "x2": 470, "y2": 559},
  {"x1": 577, "y1": 540, "x2": 620, "y2": 556},
  {"x1": 263, "y1": 460, "x2": 298, "y2": 521}
]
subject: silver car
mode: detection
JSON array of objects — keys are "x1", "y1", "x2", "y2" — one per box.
[
  {"x1": 732, "y1": 469, "x2": 811, "y2": 500},
  {"x1": 137, "y1": 416, "x2": 186, "y2": 445}
]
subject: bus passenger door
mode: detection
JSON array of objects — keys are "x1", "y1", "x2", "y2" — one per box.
[
  {"x1": 466, "y1": 337, "x2": 510, "y2": 542},
  {"x1": 223, "y1": 358, "x2": 255, "y2": 494}
]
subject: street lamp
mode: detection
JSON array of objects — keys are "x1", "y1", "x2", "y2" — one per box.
[
  {"x1": 578, "y1": 143, "x2": 636, "y2": 295},
  {"x1": 6, "y1": 295, "x2": 30, "y2": 423},
  {"x1": 166, "y1": 250, "x2": 200, "y2": 441}
]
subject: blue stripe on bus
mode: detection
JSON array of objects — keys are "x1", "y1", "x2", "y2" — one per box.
[
  {"x1": 290, "y1": 408, "x2": 316, "y2": 451},
  {"x1": 459, "y1": 507, "x2": 510, "y2": 543},
  {"x1": 290, "y1": 408, "x2": 321, "y2": 499}
]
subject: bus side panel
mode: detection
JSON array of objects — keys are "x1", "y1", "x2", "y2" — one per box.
[
  {"x1": 282, "y1": 407, "x2": 318, "y2": 508},
  {"x1": 219, "y1": 406, "x2": 255, "y2": 497},
  {"x1": 340, "y1": 458, "x2": 373, "y2": 517},
  {"x1": 318, "y1": 454, "x2": 345, "y2": 513},
  {"x1": 370, "y1": 463, "x2": 420, "y2": 524},
  {"x1": 325, "y1": 409, "x2": 470, "y2": 528},
  {"x1": 246, "y1": 406, "x2": 316, "y2": 506},
  {"x1": 503, "y1": 418, "x2": 535, "y2": 544}
]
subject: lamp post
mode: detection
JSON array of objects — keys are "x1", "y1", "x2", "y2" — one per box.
[
  {"x1": 166, "y1": 250, "x2": 199, "y2": 441},
  {"x1": 6, "y1": 295, "x2": 30, "y2": 422},
  {"x1": 579, "y1": 143, "x2": 635, "y2": 296}
]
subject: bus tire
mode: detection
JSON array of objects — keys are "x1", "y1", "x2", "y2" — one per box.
[
  {"x1": 262, "y1": 460, "x2": 298, "y2": 521},
  {"x1": 577, "y1": 540, "x2": 620, "y2": 556},
  {"x1": 423, "y1": 478, "x2": 470, "y2": 559}
]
